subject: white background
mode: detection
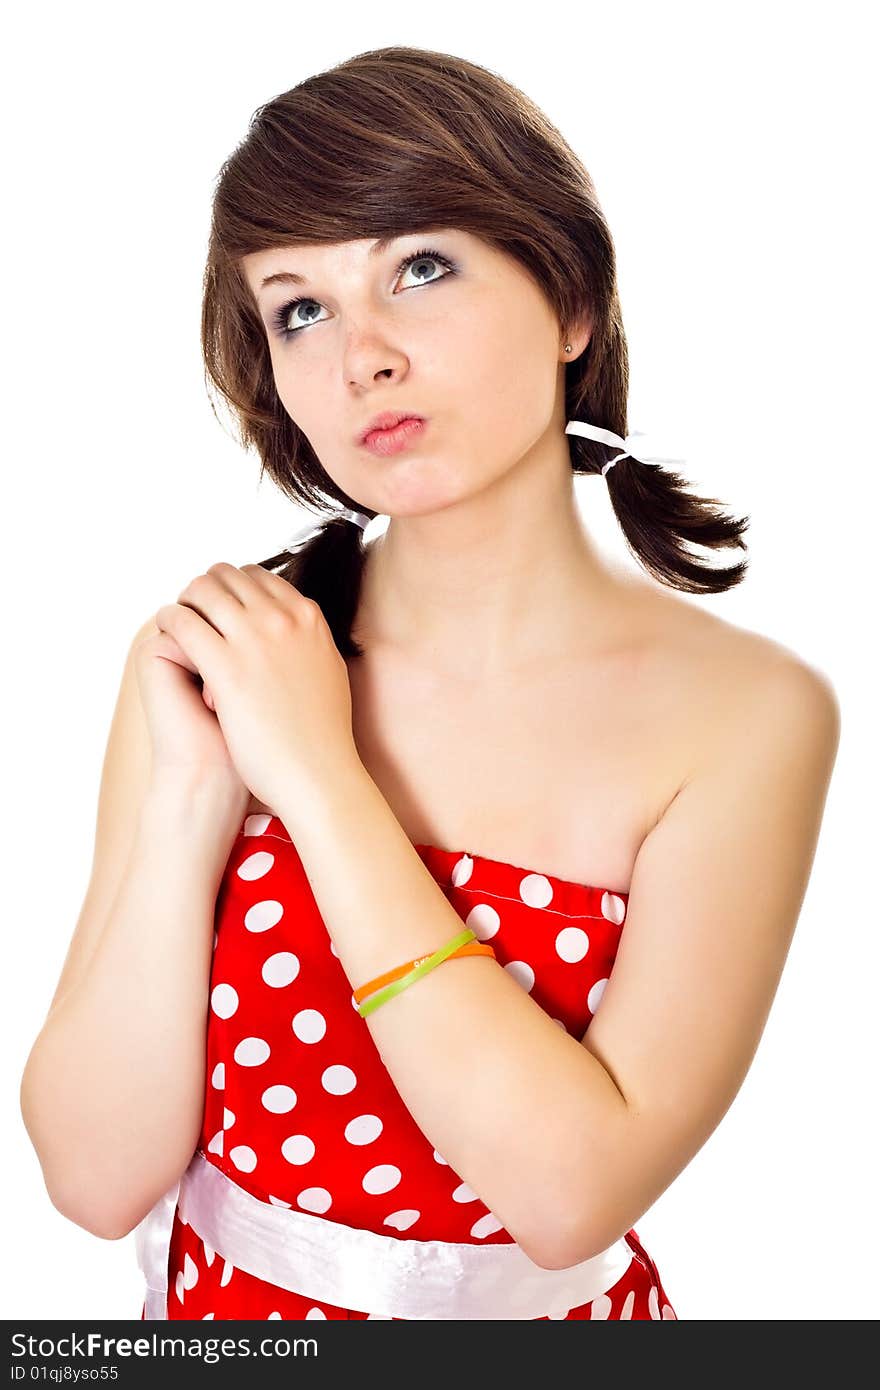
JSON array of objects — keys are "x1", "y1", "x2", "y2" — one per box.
[{"x1": 3, "y1": 0, "x2": 876, "y2": 1321}]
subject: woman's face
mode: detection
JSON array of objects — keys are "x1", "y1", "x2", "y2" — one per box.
[{"x1": 241, "y1": 228, "x2": 576, "y2": 517}]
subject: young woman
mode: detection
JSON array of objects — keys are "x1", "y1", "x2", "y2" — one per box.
[{"x1": 20, "y1": 45, "x2": 840, "y2": 1322}]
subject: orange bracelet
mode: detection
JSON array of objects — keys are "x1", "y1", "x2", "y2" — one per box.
[{"x1": 353, "y1": 939, "x2": 496, "y2": 1004}]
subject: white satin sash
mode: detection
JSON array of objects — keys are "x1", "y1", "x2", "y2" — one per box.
[{"x1": 136, "y1": 1148, "x2": 633, "y2": 1320}]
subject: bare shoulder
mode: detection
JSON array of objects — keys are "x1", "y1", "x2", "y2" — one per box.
[
  {"x1": 616, "y1": 580, "x2": 840, "y2": 793},
  {"x1": 572, "y1": 592, "x2": 841, "y2": 1258},
  {"x1": 638, "y1": 584, "x2": 841, "y2": 776}
]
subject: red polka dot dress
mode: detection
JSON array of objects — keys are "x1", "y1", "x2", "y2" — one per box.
[{"x1": 139, "y1": 812, "x2": 678, "y2": 1320}]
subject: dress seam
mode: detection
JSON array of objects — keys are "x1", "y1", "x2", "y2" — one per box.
[
  {"x1": 238, "y1": 834, "x2": 624, "y2": 922},
  {"x1": 446, "y1": 884, "x2": 623, "y2": 923}
]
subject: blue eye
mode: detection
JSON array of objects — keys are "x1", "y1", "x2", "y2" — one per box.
[{"x1": 270, "y1": 246, "x2": 458, "y2": 340}]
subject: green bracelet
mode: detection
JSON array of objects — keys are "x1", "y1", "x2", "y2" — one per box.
[{"x1": 357, "y1": 927, "x2": 477, "y2": 1018}]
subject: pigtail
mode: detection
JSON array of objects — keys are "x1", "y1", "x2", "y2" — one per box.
[
  {"x1": 565, "y1": 336, "x2": 750, "y2": 594},
  {"x1": 257, "y1": 517, "x2": 371, "y2": 659},
  {"x1": 603, "y1": 458, "x2": 750, "y2": 595}
]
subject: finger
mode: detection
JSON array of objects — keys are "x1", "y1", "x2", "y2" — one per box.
[
  {"x1": 238, "y1": 561, "x2": 284, "y2": 595},
  {"x1": 154, "y1": 603, "x2": 229, "y2": 687},
  {"x1": 188, "y1": 562, "x2": 282, "y2": 622},
  {"x1": 206, "y1": 560, "x2": 313, "y2": 621},
  {"x1": 175, "y1": 570, "x2": 248, "y2": 637},
  {"x1": 239, "y1": 561, "x2": 313, "y2": 612},
  {"x1": 140, "y1": 629, "x2": 201, "y2": 677}
]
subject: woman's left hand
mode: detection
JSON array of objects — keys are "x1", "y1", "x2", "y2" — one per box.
[{"x1": 154, "y1": 562, "x2": 362, "y2": 815}]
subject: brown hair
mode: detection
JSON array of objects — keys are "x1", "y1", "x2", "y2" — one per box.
[{"x1": 201, "y1": 44, "x2": 749, "y2": 659}]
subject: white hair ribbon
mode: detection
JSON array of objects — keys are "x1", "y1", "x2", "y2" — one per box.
[
  {"x1": 282, "y1": 508, "x2": 372, "y2": 554},
  {"x1": 565, "y1": 420, "x2": 687, "y2": 476},
  {"x1": 337, "y1": 508, "x2": 373, "y2": 528}
]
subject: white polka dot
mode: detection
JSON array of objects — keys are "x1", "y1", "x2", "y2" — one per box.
[
  {"x1": 466, "y1": 903, "x2": 501, "y2": 941},
  {"x1": 590, "y1": 1292, "x2": 613, "y2": 1319},
  {"x1": 234, "y1": 1036, "x2": 271, "y2": 1066},
  {"x1": 292, "y1": 1008, "x2": 327, "y2": 1043},
  {"x1": 648, "y1": 1285, "x2": 661, "y2": 1319},
  {"x1": 432, "y1": 1150, "x2": 449, "y2": 1165},
  {"x1": 174, "y1": 1270, "x2": 185, "y2": 1304},
  {"x1": 504, "y1": 959, "x2": 535, "y2": 993},
  {"x1": 211, "y1": 1062, "x2": 225, "y2": 1089},
  {"x1": 451, "y1": 853, "x2": 474, "y2": 886},
  {"x1": 330, "y1": 939, "x2": 339, "y2": 958},
  {"x1": 362, "y1": 1164, "x2": 402, "y2": 1195},
  {"x1": 305, "y1": 1307, "x2": 327, "y2": 1319},
  {"x1": 662, "y1": 1303, "x2": 677, "y2": 1319},
  {"x1": 321, "y1": 1064, "x2": 357, "y2": 1095},
  {"x1": 384, "y1": 1209, "x2": 420, "y2": 1231},
  {"x1": 552, "y1": 1018, "x2": 567, "y2": 1030},
  {"x1": 344, "y1": 1114, "x2": 383, "y2": 1145},
  {"x1": 202, "y1": 1312, "x2": 215, "y2": 1319},
  {"x1": 601, "y1": 891, "x2": 626, "y2": 925},
  {"x1": 555, "y1": 927, "x2": 590, "y2": 963},
  {"x1": 267, "y1": 1311, "x2": 282, "y2": 1319},
  {"x1": 243, "y1": 813, "x2": 272, "y2": 835},
  {"x1": 452, "y1": 1181, "x2": 478, "y2": 1203},
  {"x1": 212, "y1": 931, "x2": 218, "y2": 952},
  {"x1": 262, "y1": 952, "x2": 300, "y2": 988},
  {"x1": 237, "y1": 850, "x2": 275, "y2": 881},
  {"x1": 268, "y1": 1195, "x2": 292, "y2": 1208},
  {"x1": 222, "y1": 1108, "x2": 235, "y2": 1129},
  {"x1": 210, "y1": 983, "x2": 238, "y2": 1019},
  {"x1": 519, "y1": 873, "x2": 553, "y2": 908},
  {"x1": 297, "y1": 1187, "x2": 332, "y2": 1214},
  {"x1": 245, "y1": 900, "x2": 284, "y2": 933},
  {"x1": 587, "y1": 978, "x2": 608, "y2": 1014},
  {"x1": 202, "y1": 1240, "x2": 215, "y2": 1267},
  {"x1": 206, "y1": 1129, "x2": 224, "y2": 1156},
  {"x1": 620, "y1": 1289, "x2": 635, "y2": 1318},
  {"x1": 281, "y1": 1134, "x2": 316, "y2": 1165},
  {"x1": 220, "y1": 1259, "x2": 234, "y2": 1287},
  {"x1": 471, "y1": 1213, "x2": 504, "y2": 1238},
  {"x1": 262, "y1": 1084, "x2": 297, "y2": 1114},
  {"x1": 229, "y1": 1145, "x2": 257, "y2": 1173}
]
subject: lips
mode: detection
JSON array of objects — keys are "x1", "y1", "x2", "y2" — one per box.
[
  {"x1": 359, "y1": 416, "x2": 428, "y2": 457},
  {"x1": 358, "y1": 410, "x2": 425, "y2": 444}
]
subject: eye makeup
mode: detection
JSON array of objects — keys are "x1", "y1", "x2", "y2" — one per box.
[{"x1": 269, "y1": 246, "x2": 459, "y2": 340}]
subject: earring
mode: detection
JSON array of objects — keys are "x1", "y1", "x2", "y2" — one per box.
[{"x1": 564, "y1": 344, "x2": 572, "y2": 353}]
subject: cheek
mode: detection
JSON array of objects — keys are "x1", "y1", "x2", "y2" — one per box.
[
  {"x1": 459, "y1": 318, "x2": 557, "y2": 460},
  {"x1": 460, "y1": 285, "x2": 553, "y2": 396},
  {"x1": 272, "y1": 362, "x2": 327, "y2": 438}
]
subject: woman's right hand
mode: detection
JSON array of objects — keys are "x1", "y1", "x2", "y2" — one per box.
[{"x1": 134, "y1": 621, "x2": 248, "y2": 788}]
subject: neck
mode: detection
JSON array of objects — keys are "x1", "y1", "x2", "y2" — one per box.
[{"x1": 352, "y1": 476, "x2": 627, "y2": 682}]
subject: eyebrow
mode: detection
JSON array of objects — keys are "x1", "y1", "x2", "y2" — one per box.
[{"x1": 258, "y1": 234, "x2": 406, "y2": 293}]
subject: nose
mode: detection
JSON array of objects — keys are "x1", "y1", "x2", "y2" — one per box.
[{"x1": 342, "y1": 328, "x2": 410, "y2": 391}]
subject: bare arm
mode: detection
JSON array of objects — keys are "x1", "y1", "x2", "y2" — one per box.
[
  {"x1": 19, "y1": 621, "x2": 247, "y2": 1240},
  {"x1": 564, "y1": 654, "x2": 841, "y2": 1262},
  {"x1": 276, "y1": 654, "x2": 840, "y2": 1270}
]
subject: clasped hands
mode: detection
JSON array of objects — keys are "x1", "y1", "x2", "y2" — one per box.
[{"x1": 155, "y1": 562, "x2": 362, "y2": 814}]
